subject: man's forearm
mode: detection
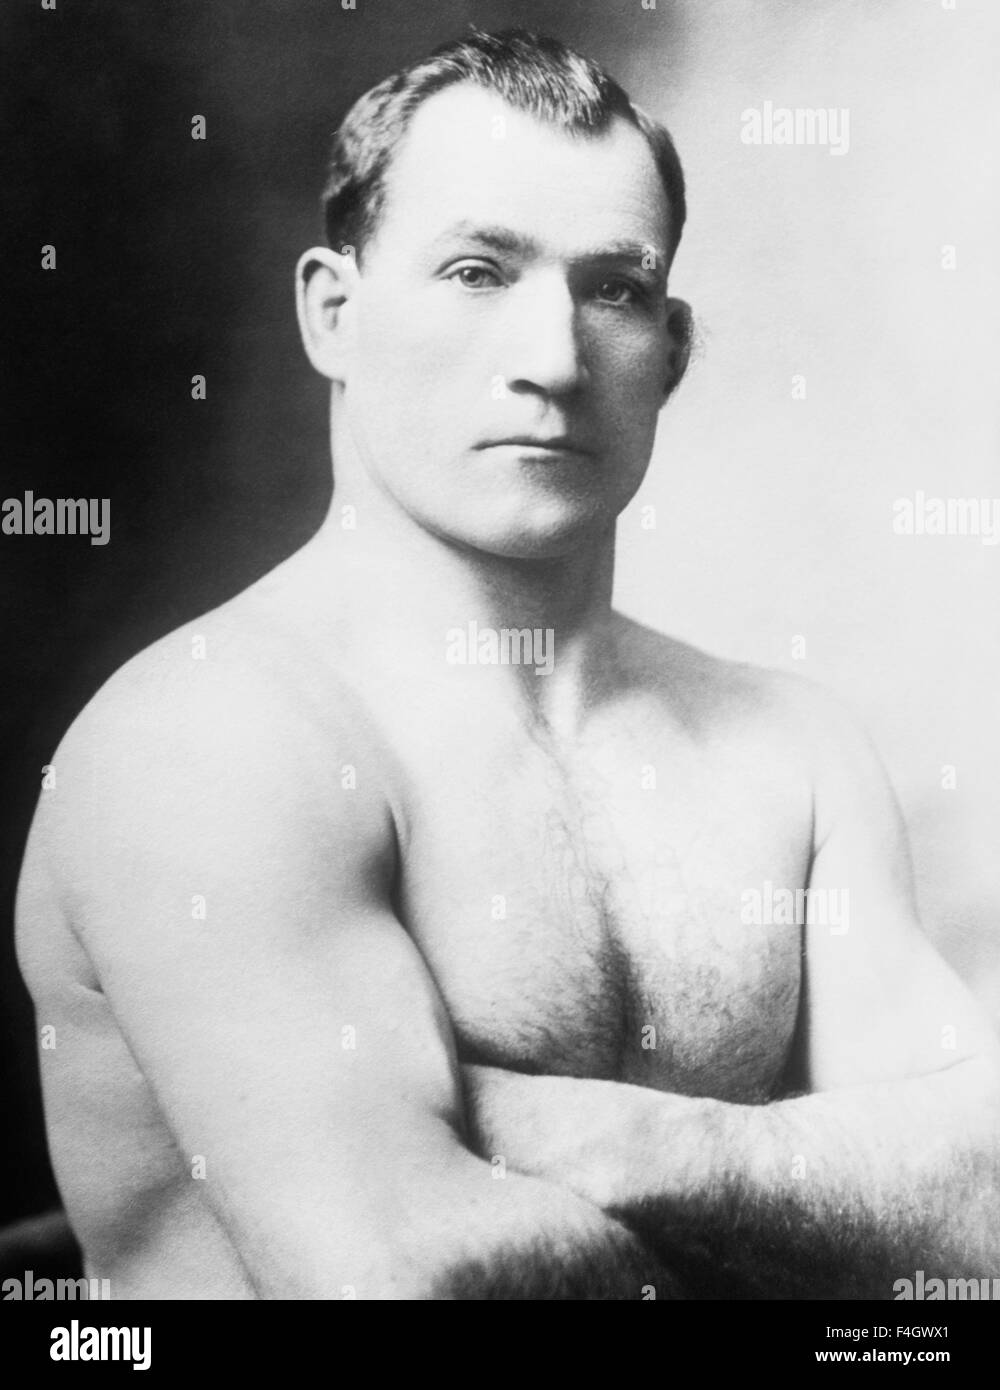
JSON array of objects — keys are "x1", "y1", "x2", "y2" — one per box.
[
  {"x1": 396, "y1": 1149, "x2": 683, "y2": 1300},
  {"x1": 464, "y1": 1059, "x2": 1000, "y2": 1299},
  {"x1": 632, "y1": 1060, "x2": 1000, "y2": 1298},
  {"x1": 436, "y1": 1207, "x2": 679, "y2": 1300}
]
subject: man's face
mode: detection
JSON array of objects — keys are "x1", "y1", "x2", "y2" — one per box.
[{"x1": 340, "y1": 83, "x2": 676, "y2": 559}]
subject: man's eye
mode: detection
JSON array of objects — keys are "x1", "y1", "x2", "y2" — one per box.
[
  {"x1": 447, "y1": 263, "x2": 503, "y2": 290},
  {"x1": 594, "y1": 277, "x2": 638, "y2": 306}
]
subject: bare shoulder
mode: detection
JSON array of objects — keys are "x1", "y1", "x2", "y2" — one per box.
[
  {"x1": 64, "y1": 550, "x2": 355, "y2": 750},
  {"x1": 614, "y1": 614, "x2": 886, "y2": 785},
  {"x1": 16, "y1": 554, "x2": 395, "y2": 971}
]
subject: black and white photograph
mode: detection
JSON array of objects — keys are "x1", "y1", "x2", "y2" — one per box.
[{"x1": 2, "y1": 0, "x2": 998, "y2": 1349}]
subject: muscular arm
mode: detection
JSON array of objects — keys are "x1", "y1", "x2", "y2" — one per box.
[
  {"x1": 16, "y1": 658, "x2": 677, "y2": 1300},
  {"x1": 464, "y1": 689, "x2": 1000, "y2": 1298},
  {"x1": 466, "y1": 1052, "x2": 1000, "y2": 1298}
]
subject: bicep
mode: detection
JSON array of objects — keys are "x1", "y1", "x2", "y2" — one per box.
[
  {"x1": 43, "y1": 686, "x2": 465, "y2": 1296},
  {"x1": 798, "y1": 698, "x2": 997, "y2": 1090}
]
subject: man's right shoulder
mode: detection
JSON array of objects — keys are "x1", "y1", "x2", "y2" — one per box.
[
  {"x1": 20, "y1": 598, "x2": 397, "y2": 932},
  {"x1": 52, "y1": 609, "x2": 324, "y2": 797}
]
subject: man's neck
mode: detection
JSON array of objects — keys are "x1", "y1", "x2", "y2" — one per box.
[{"x1": 301, "y1": 450, "x2": 623, "y2": 736}]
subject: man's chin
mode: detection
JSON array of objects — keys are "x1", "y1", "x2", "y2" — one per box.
[
  {"x1": 448, "y1": 511, "x2": 617, "y2": 563},
  {"x1": 398, "y1": 482, "x2": 632, "y2": 560}
]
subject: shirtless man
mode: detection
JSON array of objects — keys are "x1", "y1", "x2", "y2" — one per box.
[{"x1": 15, "y1": 30, "x2": 1000, "y2": 1299}]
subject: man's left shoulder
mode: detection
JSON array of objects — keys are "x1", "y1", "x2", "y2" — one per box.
[{"x1": 617, "y1": 617, "x2": 882, "y2": 775}]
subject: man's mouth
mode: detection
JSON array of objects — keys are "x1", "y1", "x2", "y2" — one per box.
[{"x1": 475, "y1": 435, "x2": 592, "y2": 455}]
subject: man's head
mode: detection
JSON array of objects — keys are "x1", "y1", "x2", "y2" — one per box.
[
  {"x1": 321, "y1": 28, "x2": 686, "y2": 274},
  {"x1": 297, "y1": 29, "x2": 691, "y2": 560}
]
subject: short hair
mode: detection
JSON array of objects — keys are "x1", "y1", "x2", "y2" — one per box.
[{"x1": 322, "y1": 28, "x2": 686, "y2": 271}]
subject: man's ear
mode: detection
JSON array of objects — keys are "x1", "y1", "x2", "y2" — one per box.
[
  {"x1": 295, "y1": 245, "x2": 361, "y2": 382},
  {"x1": 663, "y1": 297, "x2": 693, "y2": 402}
]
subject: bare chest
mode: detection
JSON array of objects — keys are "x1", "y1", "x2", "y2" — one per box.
[{"x1": 397, "y1": 727, "x2": 810, "y2": 1102}]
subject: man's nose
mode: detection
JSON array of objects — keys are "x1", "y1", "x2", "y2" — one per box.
[{"x1": 500, "y1": 273, "x2": 588, "y2": 397}]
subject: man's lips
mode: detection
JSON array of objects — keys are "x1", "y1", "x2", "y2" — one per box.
[{"x1": 474, "y1": 435, "x2": 592, "y2": 455}]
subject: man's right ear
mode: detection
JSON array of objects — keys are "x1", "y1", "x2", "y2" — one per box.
[{"x1": 295, "y1": 246, "x2": 361, "y2": 382}]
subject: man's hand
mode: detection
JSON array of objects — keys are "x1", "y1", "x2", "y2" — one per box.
[
  {"x1": 463, "y1": 1064, "x2": 704, "y2": 1210},
  {"x1": 463, "y1": 1066, "x2": 607, "y2": 1197}
]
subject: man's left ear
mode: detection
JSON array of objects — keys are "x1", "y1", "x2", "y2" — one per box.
[{"x1": 663, "y1": 298, "x2": 693, "y2": 402}]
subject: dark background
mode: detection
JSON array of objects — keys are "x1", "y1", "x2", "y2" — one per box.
[{"x1": 1, "y1": 0, "x2": 687, "y2": 1227}]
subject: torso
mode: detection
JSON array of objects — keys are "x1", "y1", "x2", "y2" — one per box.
[
  {"x1": 397, "y1": 667, "x2": 808, "y2": 1100},
  {"x1": 22, "y1": 561, "x2": 814, "y2": 1297}
]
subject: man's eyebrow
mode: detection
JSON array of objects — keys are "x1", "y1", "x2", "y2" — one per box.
[
  {"x1": 427, "y1": 222, "x2": 667, "y2": 272},
  {"x1": 428, "y1": 222, "x2": 540, "y2": 256},
  {"x1": 588, "y1": 242, "x2": 669, "y2": 275}
]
